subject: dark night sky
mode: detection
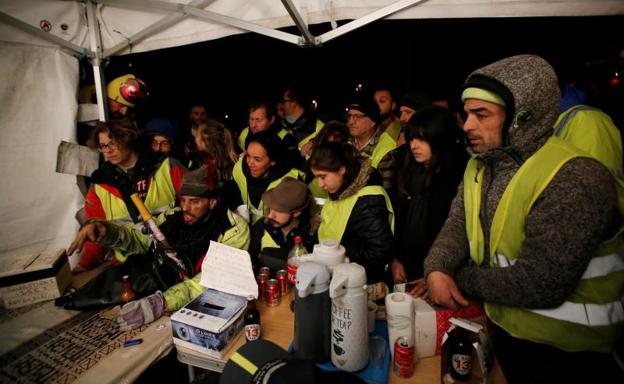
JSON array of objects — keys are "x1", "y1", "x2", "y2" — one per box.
[{"x1": 95, "y1": 15, "x2": 624, "y2": 132}]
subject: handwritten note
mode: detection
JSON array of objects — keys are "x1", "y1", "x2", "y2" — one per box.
[{"x1": 199, "y1": 241, "x2": 258, "y2": 299}]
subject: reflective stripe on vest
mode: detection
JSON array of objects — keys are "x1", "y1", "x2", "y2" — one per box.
[
  {"x1": 464, "y1": 136, "x2": 624, "y2": 352},
  {"x1": 318, "y1": 185, "x2": 394, "y2": 242},
  {"x1": 94, "y1": 158, "x2": 177, "y2": 223},
  {"x1": 384, "y1": 117, "x2": 402, "y2": 142},
  {"x1": 232, "y1": 158, "x2": 304, "y2": 223}
]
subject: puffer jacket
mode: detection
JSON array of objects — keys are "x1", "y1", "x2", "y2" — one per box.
[
  {"x1": 335, "y1": 160, "x2": 394, "y2": 283},
  {"x1": 424, "y1": 55, "x2": 619, "y2": 308}
]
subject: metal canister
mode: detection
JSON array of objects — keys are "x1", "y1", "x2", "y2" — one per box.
[
  {"x1": 393, "y1": 336, "x2": 416, "y2": 378},
  {"x1": 264, "y1": 278, "x2": 282, "y2": 307},
  {"x1": 276, "y1": 269, "x2": 289, "y2": 295},
  {"x1": 259, "y1": 267, "x2": 271, "y2": 277},
  {"x1": 256, "y1": 272, "x2": 269, "y2": 301}
]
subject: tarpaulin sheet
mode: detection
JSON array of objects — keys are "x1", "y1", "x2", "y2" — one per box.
[{"x1": 0, "y1": 41, "x2": 82, "y2": 261}]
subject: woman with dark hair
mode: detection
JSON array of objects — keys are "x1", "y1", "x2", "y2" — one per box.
[
  {"x1": 389, "y1": 106, "x2": 467, "y2": 294},
  {"x1": 309, "y1": 142, "x2": 394, "y2": 284},
  {"x1": 78, "y1": 120, "x2": 187, "y2": 271},
  {"x1": 229, "y1": 130, "x2": 305, "y2": 224}
]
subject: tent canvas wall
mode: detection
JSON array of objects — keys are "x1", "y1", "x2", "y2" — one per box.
[{"x1": 0, "y1": 0, "x2": 623, "y2": 262}]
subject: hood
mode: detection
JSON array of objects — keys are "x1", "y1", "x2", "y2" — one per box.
[{"x1": 465, "y1": 54, "x2": 560, "y2": 161}]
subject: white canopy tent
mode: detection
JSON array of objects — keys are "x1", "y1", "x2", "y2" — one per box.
[{"x1": 0, "y1": 0, "x2": 622, "y2": 262}]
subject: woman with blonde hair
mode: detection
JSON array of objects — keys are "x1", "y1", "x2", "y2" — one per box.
[{"x1": 191, "y1": 118, "x2": 238, "y2": 181}]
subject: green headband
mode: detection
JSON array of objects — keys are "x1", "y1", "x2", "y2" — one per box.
[{"x1": 461, "y1": 87, "x2": 506, "y2": 107}]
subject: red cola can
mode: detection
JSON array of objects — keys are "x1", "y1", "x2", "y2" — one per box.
[
  {"x1": 256, "y1": 272, "x2": 268, "y2": 301},
  {"x1": 264, "y1": 278, "x2": 281, "y2": 307},
  {"x1": 393, "y1": 336, "x2": 415, "y2": 378},
  {"x1": 276, "y1": 269, "x2": 289, "y2": 295},
  {"x1": 259, "y1": 266, "x2": 271, "y2": 277}
]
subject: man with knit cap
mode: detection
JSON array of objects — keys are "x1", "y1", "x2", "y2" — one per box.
[
  {"x1": 249, "y1": 177, "x2": 320, "y2": 268},
  {"x1": 346, "y1": 95, "x2": 397, "y2": 190},
  {"x1": 424, "y1": 54, "x2": 623, "y2": 382}
]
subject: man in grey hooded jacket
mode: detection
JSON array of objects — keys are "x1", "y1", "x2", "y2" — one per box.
[{"x1": 424, "y1": 55, "x2": 623, "y2": 382}]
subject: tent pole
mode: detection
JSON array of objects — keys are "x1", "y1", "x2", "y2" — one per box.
[
  {"x1": 86, "y1": 0, "x2": 108, "y2": 122},
  {"x1": 318, "y1": 0, "x2": 426, "y2": 44},
  {"x1": 280, "y1": 0, "x2": 317, "y2": 46}
]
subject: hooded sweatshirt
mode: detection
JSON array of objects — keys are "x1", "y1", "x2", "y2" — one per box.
[{"x1": 424, "y1": 55, "x2": 619, "y2": 309}]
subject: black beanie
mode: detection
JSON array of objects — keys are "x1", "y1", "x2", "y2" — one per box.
[{"x1": 347, "y1": 97, "x2": 381, "y2": 123}]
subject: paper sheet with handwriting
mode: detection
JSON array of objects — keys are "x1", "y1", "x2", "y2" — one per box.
[{"x1": 199, "y1": 241, "x2": 258, "y2": 299}]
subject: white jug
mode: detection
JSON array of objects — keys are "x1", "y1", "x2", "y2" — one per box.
[{"x1": 329, "y1": 263, "x2": 368, "y2": 372}]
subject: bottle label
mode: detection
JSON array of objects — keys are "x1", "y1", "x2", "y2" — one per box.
[
  {"x1": 245, "y1": 324, "x2": 261, "y2": 341},
  {"x1": 451, "y1": 353, "x2": 472, "y2": 375},
  {"x1": 287, "y1": 262, "x2": 298, "y2": 285}
]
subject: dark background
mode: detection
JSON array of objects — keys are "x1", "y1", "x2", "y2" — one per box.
[{"x1": 88, "y1": 15, "x2": 624, "y2": 134}]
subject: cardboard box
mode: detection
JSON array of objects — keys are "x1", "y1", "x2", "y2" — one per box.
[
  {"x1": 0, "y1": 249, "x2": 72, "y2": 309},
  {"x1": 413, "y1": 299, "x2": 486, "y2": 358},
  {"x1": 171, "y1": 288, "x2": 247, "y2": 359}
]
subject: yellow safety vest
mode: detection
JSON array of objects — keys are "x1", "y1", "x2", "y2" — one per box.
[
  {"x1": 95, "y1": 158, "x2": 178, "y2": 262},
  {"x1": 232, "y1": 158, "x2": 305, "y2": 223},
  {"x1": 384, "y1": 117, "x2": 402, "y2": 142},
  {"x1": 554, "y1": 105, "x2": 624, "y2": 213},
  {"x1": 464, "y1": 136, "x2": 624, "y2": 352},
  {"x1": 364, "y1": 132, "x2": 397, "y2": 169},
  {"x1": 296, "y1": 119, "x2": 325, "y2": 149},
  {"x1": 260, "y1": 229, "x2": 280, "y2": 250},
  {"x1": 237, "y1": 126, "x2": 291, "y2": 152},
  {"x1": 308, "y1": 177, "x2": 329, "y2": 205},
  {"x1": 318, "y1": 185, "x2": 394, "y2": 242}
]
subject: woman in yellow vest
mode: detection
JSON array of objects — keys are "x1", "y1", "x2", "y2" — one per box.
[
  {"x1": 309, "y1": 142, "x2": 394, "y2": 283},
  {"x1": 229, "y1": 130, "x2": 304, "y2": 224},
  {"x1": 80, "y1": 121, "x2": 187, "y2": 271}
]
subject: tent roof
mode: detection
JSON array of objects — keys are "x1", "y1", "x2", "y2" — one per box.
[{"x1": 2, "y1": 0, "x2": 623, "y2": 58}]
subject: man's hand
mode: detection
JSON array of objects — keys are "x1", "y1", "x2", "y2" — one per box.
[
  {"x1": 426, "y1": 271, "x2": 469, "y2": 310},
  {"x1": 407, "y1": 278, "x2": 427, "y2": 298},
  {"x1": 391, "y1": 258, "x2": 407, "y2": 284},
  {"x1": 300, "y1": 141, "x2": 315, "y2": 157},
  {"x1": 67, "y1": 221, "x2": 108, "y2": 256},
  {"x1": 117, "y1": 291, "x2": 166, "y2": 330}
]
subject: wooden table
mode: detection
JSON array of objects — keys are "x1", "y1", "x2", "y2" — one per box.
[
  {"x1": 177, "y1": 291, "x2": 507, "y2": 383},
  {"x1": 0, "y1": 264, "x2": 174, "y2": 384}
]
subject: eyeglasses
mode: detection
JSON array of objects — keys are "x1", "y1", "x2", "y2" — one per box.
[
  {"x1": 151, "y1": 139, "x2": 172, "y2": 149},
  {"x1": 345, "y1": 113, "x2": 367, "y2": 121},
  {"x1": 98, "y1": 141, "x2": 118, "y2": 152}
]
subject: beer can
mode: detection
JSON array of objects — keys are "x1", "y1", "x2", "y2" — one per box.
[
  {"x1": 259, "y1": 267, "x2": 271, "y2": 277},
  {"x1": 256, "y1": 272, "x2": 268, "y2": 301},
  {"x1": 276, "y1": 269, "x2": 289, "y2": 295},
  {"x1": 393, "y1": 336, "x2": 415, "y2": 378},
  {"x1": 264, "y1": 278, "x2": 281, "y2": 307}
]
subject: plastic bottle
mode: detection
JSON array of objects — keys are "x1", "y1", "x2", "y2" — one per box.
[
  {"x1": 449, "y1": 327, "x2": 472, "y2": 381},
  {"x1": 287, "y1": 236, "x2": 307, "y2": 285},
  {"x1": 120, "y1": 275, "x2": 136, "y2": 305},
  {"x1": 244, "y1": 298, "x2": 261, "y2": 342}
]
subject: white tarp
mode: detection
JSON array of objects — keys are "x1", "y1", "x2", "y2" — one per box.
[{"x1": 0, "y1": 42, "x2": 81, "y2": 259}]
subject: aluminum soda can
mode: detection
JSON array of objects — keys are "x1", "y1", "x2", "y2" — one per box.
[
  {"x1": 259, "y1": 266, "x2": 271, "y2": 277},
  {"x1": 276, "y1": 269, "x2": 289, "y2": 295},
  {"x1": 264, "y1": 278, "x2": 281, "y2": 307},
  {"x1": 256, "y1": 272, "x2": 268, "y2": 301},
  {"x1": 393, "y1": 336, "x2": 415, "y2": 378}
]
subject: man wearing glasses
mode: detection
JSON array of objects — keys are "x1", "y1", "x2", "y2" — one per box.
[
  {"x1": 346, "y1": 96, "x2": 397, "y2": 190},
  {"x1": 76, "y1": 120, "x2": 187, "y2": 271}
]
